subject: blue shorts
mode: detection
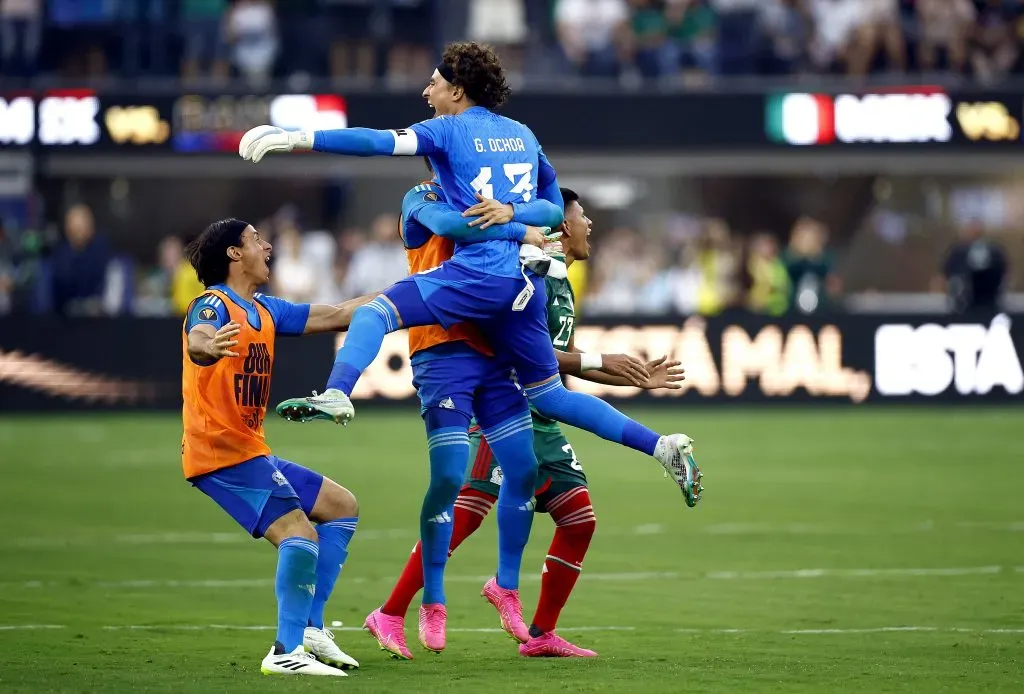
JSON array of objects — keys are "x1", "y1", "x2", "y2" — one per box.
[
  {"x1": 411, "y1": 341, "x2": 529, "y2": 429},
  {"x1": 189, "y1": 456, "x2": 324, "y2": 538},
  {"x1": 387, "y1": 262, "x2": 559, "y2": 386}
]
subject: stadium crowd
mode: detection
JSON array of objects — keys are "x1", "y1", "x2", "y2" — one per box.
[
  {"x1": 1, "y1": 0, "x2": 1023, "y2": 84},
  {"x1": 1, "y1": 199, "x2": 1009, "y2": 319}
]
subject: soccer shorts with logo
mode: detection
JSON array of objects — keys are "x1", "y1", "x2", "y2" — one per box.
[
  {"x1": 465, "y1": 422, "x2": 588, "y2": 512},
  {"x1": 393, "y1": 261, "x2": 559, "y2": 386},
  {"x1": 189, "y1": 455, "x2": 324, "y2": 538},
  {"x1": 411, "y1": 341, "x2": 528, "y2": 426}
]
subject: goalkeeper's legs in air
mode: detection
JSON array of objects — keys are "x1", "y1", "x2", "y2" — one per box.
[
  {"x1": 487, "y1": 289, "x2": 703, "y2": 507},
  {"x1": 276, "y1": 268, "x2": 522, "y2": 426}
]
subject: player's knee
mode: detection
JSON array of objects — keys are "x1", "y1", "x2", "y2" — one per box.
[
  {"x1": 428, "y1": 468, "x2": 464, "y2": 500},
  {"x1": 266, "y1": 509, "x2": 318, "y2": 545},
  {"x1": 312, "y1": 478, "x2": 359, "y2": 522}
]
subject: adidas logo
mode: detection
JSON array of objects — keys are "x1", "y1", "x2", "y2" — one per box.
[
  {"x1": 427, "y1": 511, "x2": 452, "y2": 524},
  {"x1": 302, "y1": 583, "x2": 316, "y2": 597},
  {"x1": 518, "y1": 499, "x2": 537, "y2": 512},
  {"x1": 439, "y1": 397, "x2": 455, "y2": 410}
]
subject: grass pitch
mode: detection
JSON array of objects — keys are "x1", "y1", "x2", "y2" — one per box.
[{"x1": 1, "y1": 408, "x2": 1022, "y2": 693}]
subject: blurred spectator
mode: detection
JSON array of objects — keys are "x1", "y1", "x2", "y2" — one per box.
[
  {"x1": 744, "y1": 232, "x2": 790, "y2": 315},
  {"x1": 136, "y1": 236, "x2": 203, "y2": 316},
  {"x1": 555, "y1": 0, "x2": 630, "y2": 77},
  {"x1": 627, "y1": 0, "x2": 678, "y2": 79},
  {"x1": 935, "y1": 221, "x2": 1008, "y2": 313},
  {"x1": 666, "y1": 0, "x2": 717, "y2": 75},
  {"x1": 0, "y1": 0, "x2": 42, "y2": 78},
  {"x1": 695, "y1": 218, "x2": 738, "y2": 316},
  {"x1": 916, "y1": 0, "x2": 975, "y2": 73},
  {"x1": 47, "y1": 0, "x2": 112, "y2": 77},
  {"x1": 118, "y1": 0, "x2": 169, "y2": 77},
  {"x1": 758, "y1": 0, "x2": 810, "y2": 74},
  {"x1": 808, "y1": 0, "x2": 862, "y2": 72},
  {"x1": 270, "y1": 226, "x2": 318, "y2": 303},
  {"x1": 340, "y1": 214, "x2": 406, "y2": 299},
  {"x1": 387, "y1": 0, "x2": 435, "y2": 84},
  {"x1": 468, "y1": 0, "x2": 528, "y2": 76},
  {"x1": 844, "y1": 0, "x2": 906, "y2": 76},
  {"x1": 51, "y1": 204, "x2": 110, "y2": 316},
  {"x1": 581, "y1": 227, "x2": 644, "y2": 314},
  {"x1": 224, "y1": 0, "x2": 278, "y2": 86},
  {"x1": 970, "y1": 0, "x2": 1022, "y2": 83},
  {"x1": 180, "y1": 0, "x2": 229, "y2": 82},
  {"x1": 783, "y1": 217, "x2": 841, "y2": 314},
  {"x1": 323, "y1": 0, "x2": 375, "y2": 80},
  {"x1": 0, "y1": 219, "x2": 14, "y2": 314},
  {"x1": 709, "y1": 0, "x2": 760, "y2": 75}
]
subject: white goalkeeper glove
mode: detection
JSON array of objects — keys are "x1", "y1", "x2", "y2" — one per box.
[
  {"x1": 239, "y1": 126, "x2": 315, "y2": 163},
  {"x1": 519, "y1": 242, "x2": 568, "y2": 280}
]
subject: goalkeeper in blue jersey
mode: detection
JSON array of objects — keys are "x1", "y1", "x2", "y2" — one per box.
[{"x1": 240, "y1": 42, "x2": 703, "y2": 598}]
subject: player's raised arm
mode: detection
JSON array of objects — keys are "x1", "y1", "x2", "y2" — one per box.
[{"x1": 239, "y1": 116, "x2": 451, "y2": 164}]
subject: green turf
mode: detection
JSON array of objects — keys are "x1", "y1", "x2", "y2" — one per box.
[{"x1": 1, "y1": 408, "x2": 1022, "y2": 693}]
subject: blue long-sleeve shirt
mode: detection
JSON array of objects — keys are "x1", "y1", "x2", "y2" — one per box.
[{"x1": 310, "y1": 107, "x2": 564, "y2": 278}]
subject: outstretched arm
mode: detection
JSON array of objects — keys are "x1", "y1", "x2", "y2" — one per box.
[
  {"x1": 302, "y1": 294, "x2": 380, "y2": 334},
  {"x1": 240, "y1": 119, "x2": 450, "y2": 163},
  {"x1": 557, "y1": 337, "x2": 685, "y2": 390}
]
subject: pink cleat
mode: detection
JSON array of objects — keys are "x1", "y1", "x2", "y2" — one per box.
[
  {"x1": 364, "y1": 607, "x2": 413, "y2": 660},
  {"x1": 481, "y1": 577, "x2": 530, "y2": 643},
  {"x1": 519, "y1": 631, "x2": 598, "y2": 658},
  {"x1": 418, "y1": 603, "x2": 447, "y2": 653}
]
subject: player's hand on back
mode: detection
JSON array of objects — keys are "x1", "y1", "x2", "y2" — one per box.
[
  {"x1": 641, "y1": 356, "x2": 686, "y2": 390},
  {"x1": 602, "y1": 354, "x2": 650, "y2": 387},
  {"x1": 206, "y1": 321, "x2": 242, "y2": 359},
  {"x1": 463, "y1": 193, "x2": 513, "y2": 229},
  {"x1": 522, "y1": 226, "x2": 548, "y2": 248}
]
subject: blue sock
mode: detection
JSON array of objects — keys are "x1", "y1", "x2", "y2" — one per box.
[
  {"x1": 525, "y1": 379, "x2": 661, "y2": 455},
  {"x1": 483, "y1": 412, "x2": 539, "y2": 590},
  {"x1": 308, "y1": 518, "x2": 358, "y2": 630},
  {"x1": 326, "y1": 298, "x2": 400, "y2": 394},
  {"x1": 275, "y1": 537, "x2": 319, "y2": 651},
  {"x1": 421, "y1": 425, "x2": 469, "y2": 605}
]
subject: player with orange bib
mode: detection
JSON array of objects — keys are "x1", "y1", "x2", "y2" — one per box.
[{"x1": 181, "y1": 218, "x2": 372, "y2": 677}]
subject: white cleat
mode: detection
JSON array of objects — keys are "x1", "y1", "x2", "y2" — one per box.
[
  {"x1": 260, "y1": 643, "x2": 347, "y2": 677},
  {"x1": 654, "y1": 433, "x2": 704, "y2": 508},
  {"x1": 275, "y1": 388, "x2": 356, "y2": 426},
  {"x1": 304, "y1": 626, "x2": 360, "y2": 670}
]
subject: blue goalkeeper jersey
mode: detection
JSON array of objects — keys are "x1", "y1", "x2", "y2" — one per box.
[{"x1": 407, "y1": 107, "x2": 560, "y2": 278}]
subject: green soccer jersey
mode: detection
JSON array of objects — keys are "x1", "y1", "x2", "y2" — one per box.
[{"x1": 530, "y1": 273, "x2": 576, "y2": 433}]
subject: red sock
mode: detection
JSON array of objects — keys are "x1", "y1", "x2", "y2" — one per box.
[
  {"x1": 531, "y1": 487, "x2": 596, "y2": 634},
  {"x1": 381, "y1": 487, "x2": 496, "y2": 616}
]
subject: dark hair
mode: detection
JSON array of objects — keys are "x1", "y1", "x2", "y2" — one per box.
[
  {"x1": 441, "y1": 42, "x2": 511, "y2": 111},
  {"x1": 560, "y1": 188, "x2": 579, "y2": 211},
  {"x1": 186, "y1": 217, "x2": 249, "y2": 287}
]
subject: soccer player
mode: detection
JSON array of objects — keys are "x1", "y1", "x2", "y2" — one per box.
[
  {"x1": 181, "y1": 218, "x2": 372, "y2": 677},
  {"x1": 354, "y1": 163, "x2": 562, "y2": 654},
  {"x1": 366, "y1": 189, "x2": 687, "y2": 659},
  {"x1": 241, "y1": 41, "x2": 701, "y2": 616}
]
